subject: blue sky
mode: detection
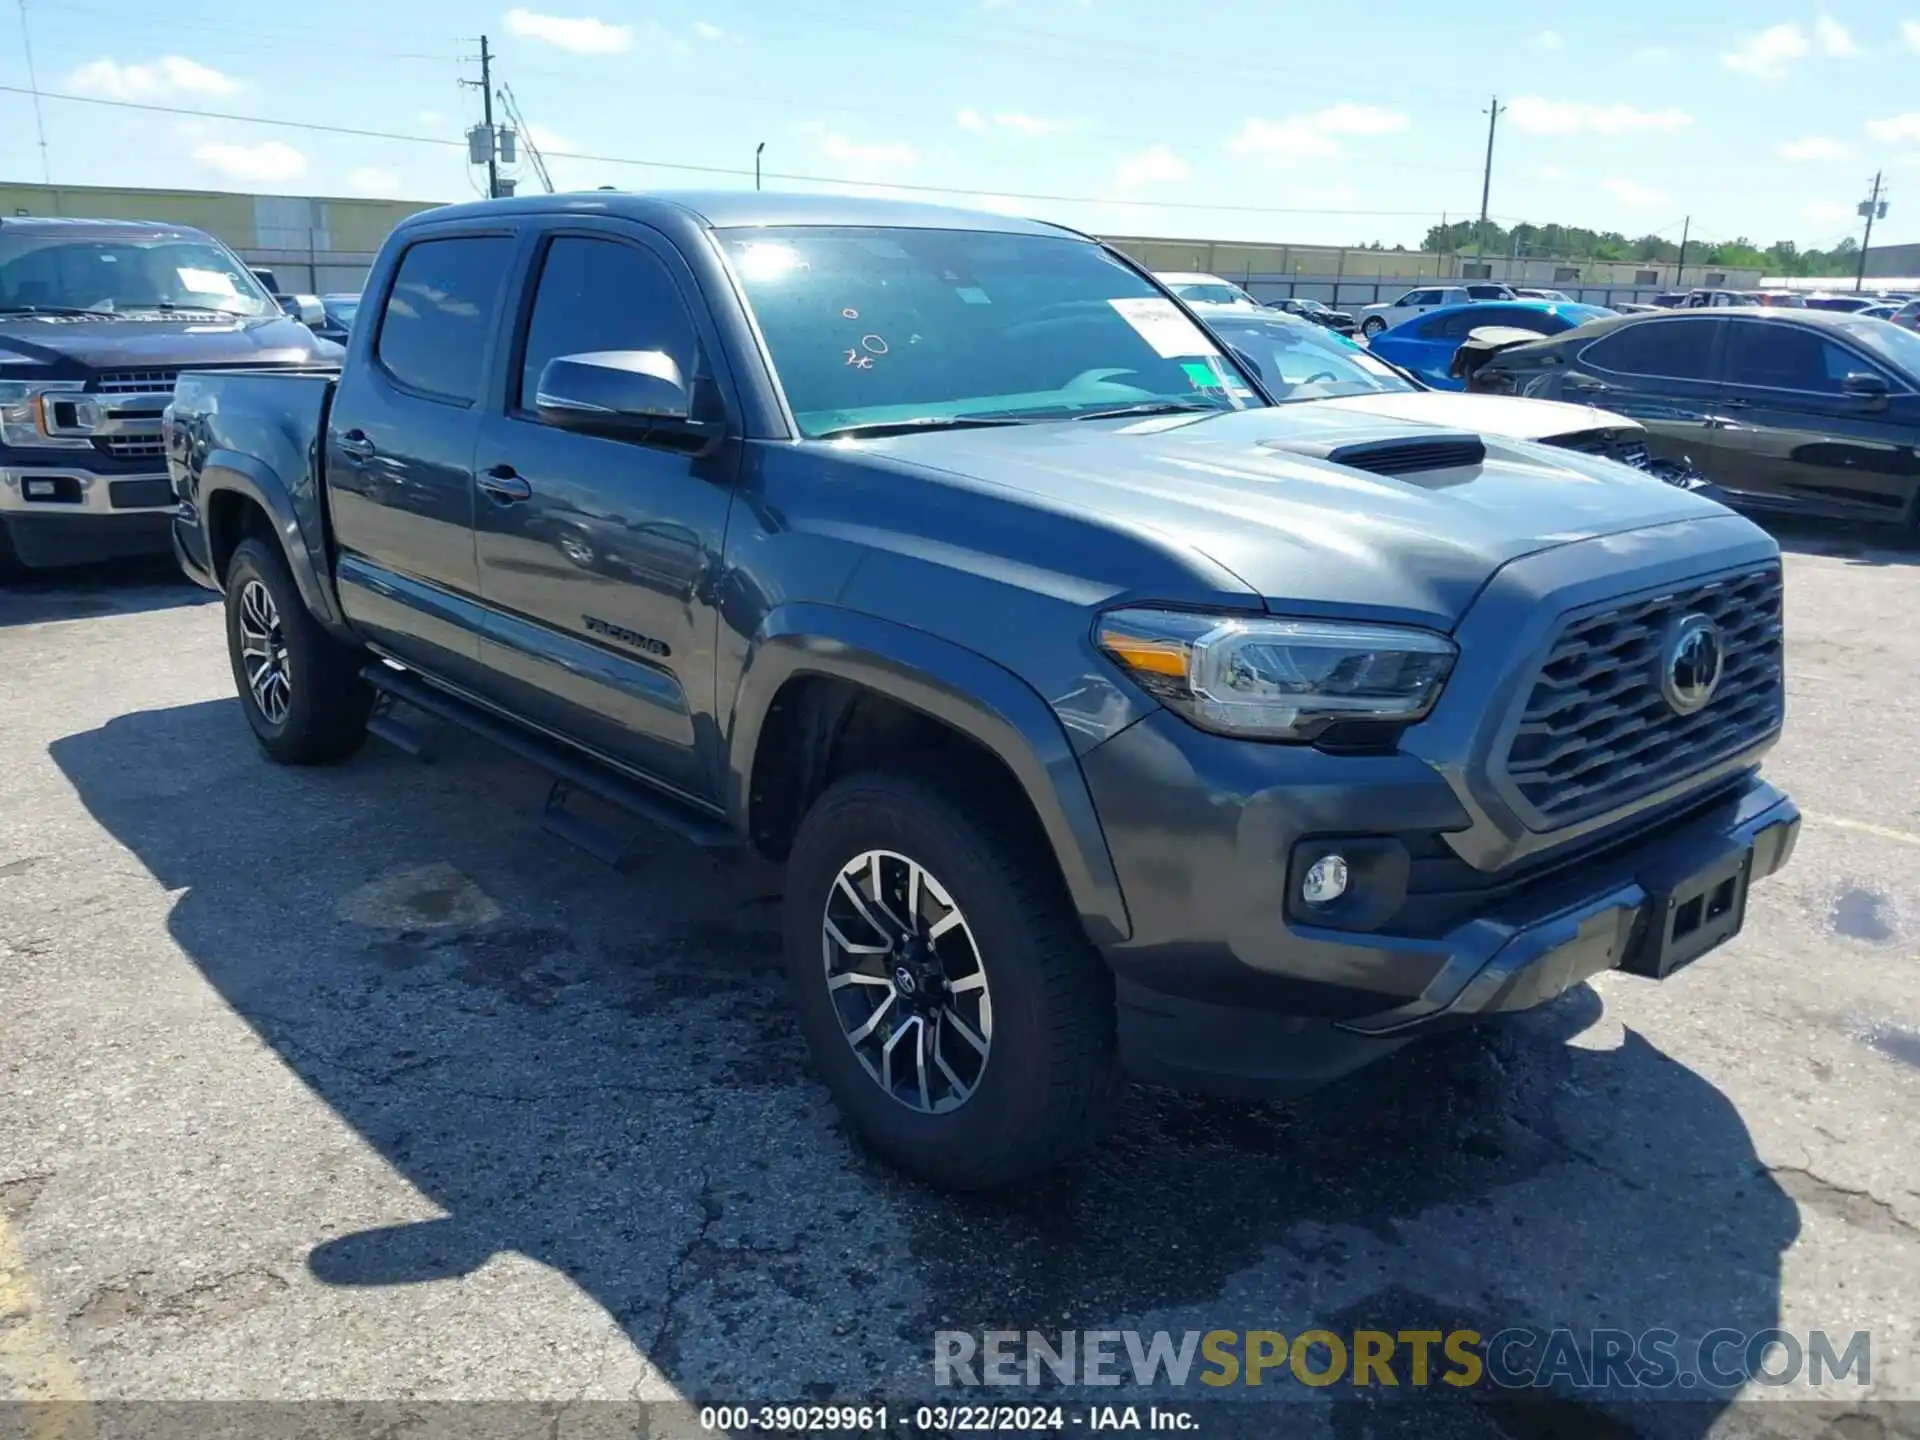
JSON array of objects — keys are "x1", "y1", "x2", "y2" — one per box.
[{"x1": 2, "y1": 0, "x2": 1917, "y2": 251}]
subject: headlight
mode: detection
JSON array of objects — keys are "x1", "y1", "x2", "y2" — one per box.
[
  {"x1": 0, "y1": 379, "x2": 89, "y2": 450},
  {"x1": 1095, "y1": 609, "x2": 1457, "y2": 741}
]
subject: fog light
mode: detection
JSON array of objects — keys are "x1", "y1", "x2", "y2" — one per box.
[{"x1": 1301, "y1": 854, "x2": 1349, "y2": 907}]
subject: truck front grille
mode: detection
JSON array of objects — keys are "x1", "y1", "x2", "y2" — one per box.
[
  {"x1": 97, "y1": 436, "x2": 168, "y2": 460},
  {"x1": 1497, "y1": 564, "x2": 1783, "y2": 827},
  {"x1": 95, "y1": 369, "x2": 181, "y2": 394}
]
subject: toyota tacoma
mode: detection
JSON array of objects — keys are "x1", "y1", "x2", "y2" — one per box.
[{"x1": 166, "y1": 193, "x2": 1799, "y2": 1190}]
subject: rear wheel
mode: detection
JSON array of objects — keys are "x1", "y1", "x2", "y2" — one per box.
[
  {"x1": 1361, "y1": 316, "x2": 1387, "y2": 338},
  {"x1": 785, "y1": 767, "x2": 1121, "y2": 1190},
  {"x1": 224, "y1": 536, "x2": 371, "y2": 764}
]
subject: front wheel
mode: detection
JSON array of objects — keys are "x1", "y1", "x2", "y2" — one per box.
[
  {"x1": 1360, "y1": 316, "x2": 1387, "y2": 338},
  {"x1": 224, "y1": 536, "x2": 372, "y2": 764},
  {"x1": 784, "y1": 767, "x2": 1121, "y2": 1190}
]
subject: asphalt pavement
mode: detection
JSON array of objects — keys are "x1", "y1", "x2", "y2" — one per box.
[{"x1": 1, "y1": 529, "x2": 1918, "y2": 1440}]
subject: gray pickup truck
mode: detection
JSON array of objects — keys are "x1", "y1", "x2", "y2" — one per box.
[{"x1": 166, "y1": 192, "x2": 1799, "y2": 1190}]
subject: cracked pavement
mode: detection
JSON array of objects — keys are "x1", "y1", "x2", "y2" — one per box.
[{"x1": 2, "y1": 526, "x2": 1919, "y2": 1439}]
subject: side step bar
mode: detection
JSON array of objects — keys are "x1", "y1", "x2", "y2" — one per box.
[{"x1": 360, "y1": 663, "x2": 740, "y2": 859}]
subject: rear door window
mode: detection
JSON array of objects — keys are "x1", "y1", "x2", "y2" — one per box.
[
  {"x1": 376, "y1": 235, "x2": 515, "y2": 404},
  {"x1": 1581, "y1": 318, "x2": 1718, "y2": 381}
]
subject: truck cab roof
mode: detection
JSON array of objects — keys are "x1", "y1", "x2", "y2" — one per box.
[{"x1": 403, "y1": 189, "x2": 1069, "y2": 237}]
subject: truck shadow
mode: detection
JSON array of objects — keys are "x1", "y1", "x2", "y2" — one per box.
[
  {"x1": 51, "y1": 699, "x2": 1799, "y2": 1435},
  {"x1": 0, "y1": 555, "x2": 214, "y2": 628}
]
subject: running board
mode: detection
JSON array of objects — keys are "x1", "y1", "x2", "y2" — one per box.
[{"x1": 360, "y1": 664, "x2": 740, "y2": 855}]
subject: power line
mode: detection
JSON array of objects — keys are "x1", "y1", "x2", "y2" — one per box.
[
  {"x1": 0, "y1": 87, "x2": 1463, "y2": 218},
  {"x1": 14, "y1": 0, "x2": 50, "y2": 183}
]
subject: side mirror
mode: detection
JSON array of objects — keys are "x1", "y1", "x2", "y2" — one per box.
[
  {"x1": 535, "y1": 350, "x2": 696, "y2": 439},
  {"x1": 293, "y1": 295, "x2": 325, "y2": 328},
  {"x1": 1842, "y1": 372, "x2": 1888, "y2": 407}
]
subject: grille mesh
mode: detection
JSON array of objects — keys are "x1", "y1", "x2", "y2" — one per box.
[
  {"x1": 94, "y1": 369, "x2": 180, "y2": 394},
  {"x1": 1498, "y1": 564, "x2": 1783, "y2": 826},
  {"x1": 99, "y1": 436, "x2": 168, "y2": 459}
]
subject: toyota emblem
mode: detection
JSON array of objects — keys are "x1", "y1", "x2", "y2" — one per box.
[{"x1": 1661, "y1": 614, "x2": 1724, "y2": 715}]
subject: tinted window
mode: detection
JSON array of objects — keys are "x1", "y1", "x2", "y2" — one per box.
[
  {"x1": 378, "y1": 237, "x2": 513, "y2": 402},
  {"x1": 1581, "y1": 318, "x2": 1717, "y2": 380},
  {"x1": 1405, "y1": 290, "x2": 1442, "y2": 306},
  {"x1": 1723, "y1": 322, "x2": 1877, "y2": 393},
  {"x1": 517, "y1": 236, "x2": 697, "y2": 411},
  {"x1": 1423, "y1": 309, "x2": 1483, "y2": 340}
]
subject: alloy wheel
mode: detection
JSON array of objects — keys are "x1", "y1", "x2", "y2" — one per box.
[
  {"x1": 821, "y1": 849, "x2": 992, "y2": 1114},
  {"x1": 237, "y1": 578, "x2": 292, "y2": 726}
]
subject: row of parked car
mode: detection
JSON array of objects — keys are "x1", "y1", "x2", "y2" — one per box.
[{"x1": 1153, "y1": 268, "x2": 1920, "y2": 527}]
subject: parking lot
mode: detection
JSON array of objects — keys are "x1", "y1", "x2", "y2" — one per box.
[{"x1": 2, "y1": 529, "x2": 1918, "y2": 1438}]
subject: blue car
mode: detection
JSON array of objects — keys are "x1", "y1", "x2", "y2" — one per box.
[{"x1": 1367, "y1": 301, "x2": 1615, "y2": 389}]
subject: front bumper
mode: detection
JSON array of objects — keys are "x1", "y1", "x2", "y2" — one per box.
[
  {"x1": 1, "y1": 463, "x2": 177, "y2": 568},
  {"x1": 1082, "y1": 710, "x2": 1798, "y2": 1099}
]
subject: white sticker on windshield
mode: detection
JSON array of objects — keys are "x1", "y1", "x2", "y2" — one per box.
[
  {"x1": 177, "y1": 267, "x2": 238, "y2": 296},
  {"x1": 956, "y1": 286, "x2": 991, "y2": 305},
  {"x1": 1109, "y1": 297, "x2": 1220, "y2": 358}
]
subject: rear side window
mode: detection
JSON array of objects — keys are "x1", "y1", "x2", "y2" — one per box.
[
  {"x1": 1581, "y1": 318, "x2": 1717, "y2": 380},
  {"x1": 376, "y1": 236, "x2": 514, "y2": 403},
  {"x1": 516, "y1": 236, "x2": 698, "y2": 411}
]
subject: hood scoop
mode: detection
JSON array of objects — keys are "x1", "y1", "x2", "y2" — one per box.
[{"x1": 1263, "y1": 429, "x2": 1487, "y2": 477}]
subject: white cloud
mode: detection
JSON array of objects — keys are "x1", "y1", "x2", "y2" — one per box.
[
  {"x1": 1602, "y1": 177, "x2": 1667, "y2": 208},
  {"x1": 1779, "y1": 135, "x2": 1849, "y2": 160},
  {"x1": 1815, "y1": 13, "x2": 1859, "y2": 53},
  {"x1": 193, "y1": 140, "x2": 307, "y2": 182},
  {"x1": 1904, "y1": 19, "x2": 1920, "y2": 49},
  {"x1": 1114, "y1": 144, "x2": 1188, "y2": 189},
  {"x1": 1535, "y1": 28, "x2": 1564, "y2": 49},
  {"x1": 1507, "y1": 97, "x2": 1693, "y2": 135},
  {"x1": 1226, "y1": 104, "x2": 1408, "y2": 166},
  {"x1": 955, "y1": 108, "x2": 1073, "y2": 137},
  {"x1": 1721, "y1": 23, "x2": 1809, "y2": 77},
  {"x1": 66, "y1": 54, "x2": 242, "y2": 100},
  {"x1": 693, "y1": 21, "x2": 726, "y2": 39},
  {"x1": 815, "y1": 131, "x2": 917, "y2": 180},
  {"x1": 503, "y1": 8, "x2": 631, "y2": 54},
  {"x1": 1803, "y1": 200, "x2": 1854, "y2": 221},
  {"x1": 1867, "y1": 112, "x2": 1920, "y2": 142},
  {"x1": 346, "y1": 166, "x2": 402, "y2": 197}
]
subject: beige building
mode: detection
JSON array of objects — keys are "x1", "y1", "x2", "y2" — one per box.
[{"x1": 0, "y1": 181, "x2": 440, "y2": 293}]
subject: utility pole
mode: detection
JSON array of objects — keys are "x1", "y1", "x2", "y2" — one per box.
[
  {"x1": 1675, "y1": 215, "x2": 1690, "y2": 289},
  {"x1": 1855, "y1": 172, "x2": 1887, "y2": 293},
  {"x1": 479, "y1": 36, "x2": 500, "y2": 199},
  {"x1": 755, "y1": 141, "x2": 766, "y2": 191},
  {"x1": 1477, "y1": 95, "x2": 1505, "y2": 257},
  {"x1": 16, "y1": 0, "x2": 50, "y2": 183}
]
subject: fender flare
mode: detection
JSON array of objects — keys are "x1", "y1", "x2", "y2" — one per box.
[
  {"x1": 725, "y1": 602, "x2": 1131, "y2": 947},
  {"x1": 199, "y1": 449, "x2": 350, "y2": 637}
]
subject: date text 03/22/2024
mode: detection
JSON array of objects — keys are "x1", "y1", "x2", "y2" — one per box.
[{"x1": 697, "y1": 1405, "x2": 1196, "y2": 1432}]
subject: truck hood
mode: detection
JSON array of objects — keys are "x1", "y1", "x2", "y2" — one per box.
[
  {"x1": 866, "y1": 404, "x2": 1733, "y2": 627},
  {"x1": 1313, "y1": 389, "x2": 1632, "y2": 441},
  {"x1": 0, "y1": 314, "x2": 330, "y2": 372}
]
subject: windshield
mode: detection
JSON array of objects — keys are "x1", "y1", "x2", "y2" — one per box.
[
  {"x1": 1170, "y1": 282, "x2": 1253, "y2": 305},
  {"x1": 1838, "y1": 317, "x2": 1920, "y2": 376},
  {"x1": 1198, "y1": 312, "x2": 1418, "y2": 401},
  {"x1": 722, "y1": 227, "x2": 1260, "y2": 436},
  {"x1": 325, "y1": 297, "x2": 360, "y2": 326},
  {"x1": 0, "y1": 232, "x2": 278, "y2": 318}
]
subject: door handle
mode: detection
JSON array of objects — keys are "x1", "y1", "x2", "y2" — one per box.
[
  {"x1": 338, "y1": 429, "x2": 375, "y2": 461},
  {"x1": 479, "y1": 464, "x2": 533, "y2": 503}
]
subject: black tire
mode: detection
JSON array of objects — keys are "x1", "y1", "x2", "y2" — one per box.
[
  {"x1": 784, "y1": 766, "x2": 1121, "y2": 1190},
  {"x1": 224, "y1": 536, "x2": 371, "y2": 764},
  {"x1": 1361, "y1": 316, "x2": 1386, "y2": 339}
]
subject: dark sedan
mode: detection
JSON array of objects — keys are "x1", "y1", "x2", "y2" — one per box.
[
  {"x1": 1469, "y1": 308, "x2": 1920, "y2": 529},
  {"x1": 1265, "y1": 296, "x2": 1357, "y2": 334}
]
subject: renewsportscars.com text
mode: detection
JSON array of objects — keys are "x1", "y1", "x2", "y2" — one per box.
[{"x1": 933, "y1": 1328, "x2": 1871, "y2": 1391}]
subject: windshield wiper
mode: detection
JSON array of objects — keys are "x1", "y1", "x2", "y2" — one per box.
[
  {"x1": 0, "y1": 304, "x2": 119, "y2": 318},
  {"x1": 1069, "y1": 400, "x2": 1232, "y2": 421},
  {"x1": 813, "y1": 416, "x2": 1030, "y2": 440}
]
